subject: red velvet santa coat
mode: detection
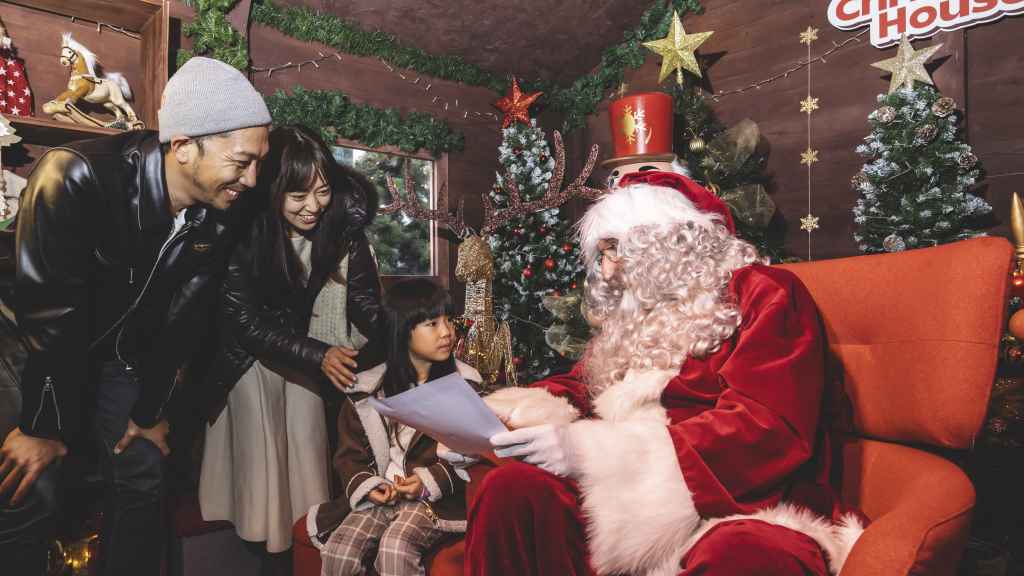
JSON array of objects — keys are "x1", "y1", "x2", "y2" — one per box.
[{"x1": 485, "y1": 263, "x2": 863, "y2": 576}]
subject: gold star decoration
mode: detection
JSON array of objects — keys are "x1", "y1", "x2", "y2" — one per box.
[
  {"x1": 799, "y1": 26, "x2": 819, "y2": 45},
  {"x1": 800, "y1": 96, "x2": 819, "y2": 114},
  {"x1": 800, "y1": 214, "x2": 820, "y2": 232},
  {"x1": 643, "y1": 10, "x2": 714, "y2": 85},
  {"x1": 800, "y1": 147, "x2": 819, "y2": 166},
  {"x1": 871, "y1": 35, "x2": 943, "y2": 94},
  {"x1": 493, "y1": 77, "x2": 543, "y2": 128}
]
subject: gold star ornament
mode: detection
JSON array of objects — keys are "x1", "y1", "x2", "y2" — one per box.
[
  {"x1": 800, "y1": 96, "x2": 819, "y2": 114},
  {"x1": 800, "y1": 214, "x2": 820, "y2": 232},
  {"x1": 799, "y1": 26, "x2": 819, "y2": 45},
  {"x1": 801, "y1": 147, "x2": 820, "y2": 166},
  {"x1": 493, "y1": 77, "x2": 543, "y2": 128},
  {"x1": 643, "y1": 10, "x2": 714, "y2": 85},
  {"x1": 871, "y1": 35, "x2": 943, "y2": 94}
]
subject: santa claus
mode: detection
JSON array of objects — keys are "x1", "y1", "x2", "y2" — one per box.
[{"x1": 452, "y1": 171, "x2": 864, "y2": 576}]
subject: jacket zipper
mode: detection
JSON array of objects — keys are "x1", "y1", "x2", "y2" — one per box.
[
  {"x1": 113, "y1": 223, "x2": 194, "y2": 422},
  {"x1": 31, "y1": 376, "x2": 62, "y2": 432},
  {"x1": 113, "y1": 223, "x2": 193, "y2": 365}
]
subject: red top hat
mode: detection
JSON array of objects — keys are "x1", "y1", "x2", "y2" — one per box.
[{"x1": 602, "y1": 92, "x2": 675, "y2": 169}]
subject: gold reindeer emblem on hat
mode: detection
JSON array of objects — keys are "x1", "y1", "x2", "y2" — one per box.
[{"x1": 621, "y1": 105, "x2": 653, "y2": 145}]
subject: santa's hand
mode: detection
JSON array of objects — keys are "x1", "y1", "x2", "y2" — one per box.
[{"x1": 490, "y1": 424, "x2": 576, "y2": 478}]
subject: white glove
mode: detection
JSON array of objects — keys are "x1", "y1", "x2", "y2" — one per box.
[
  {"x1": 436, "y1": 443, "x2": 479, "y2": 482},
  {"x1": 490, "y1": 424, "x2": 577, "y2": 478}
]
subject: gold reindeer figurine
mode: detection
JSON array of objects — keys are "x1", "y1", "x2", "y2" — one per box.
[{"x1": 383, "y1": 131, "x2": 602, "y2": 389}]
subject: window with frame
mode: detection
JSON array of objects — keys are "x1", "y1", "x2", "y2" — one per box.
[{"x1": 332, "y1": 144, "x2": 440, "y2": 278}]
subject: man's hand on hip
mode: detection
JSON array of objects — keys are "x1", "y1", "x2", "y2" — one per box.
[
  {"x1": 0, "y1": 427, "x2": 67, "y2": 504},
  {"x1": 113, "y1": 419, "x2": 170, "y2": 456}
]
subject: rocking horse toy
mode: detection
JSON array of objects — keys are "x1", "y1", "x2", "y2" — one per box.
[{"x1": 42, "y1": 33, "x2": 143, "y2": 130}]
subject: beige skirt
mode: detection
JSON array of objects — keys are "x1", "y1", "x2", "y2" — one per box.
[{"x1": 199, "y1": 360, "x2": 330, "y2": 553}]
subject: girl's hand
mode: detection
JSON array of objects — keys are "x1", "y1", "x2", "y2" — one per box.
[
  {"x1": 322, "y1": 346, "x2": 358, "y2": 390},
  {"x1": 367, "y1": 483, "x2": 397, "y2": 505},
  {"x1": 393, "y1": 474, "x2": 424, "y2": 500}
]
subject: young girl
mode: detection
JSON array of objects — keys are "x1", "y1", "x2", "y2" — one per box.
[{"x1": 307, "y1": 278, "x2": 481, "y2": 576}]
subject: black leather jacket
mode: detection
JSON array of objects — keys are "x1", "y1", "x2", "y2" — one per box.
[
  {"x1": 14, "y1": 131, "x2": 235, "y2": 442},
  {"x1": 200, "y1": 184, "x2": 383, "y2": 423}
]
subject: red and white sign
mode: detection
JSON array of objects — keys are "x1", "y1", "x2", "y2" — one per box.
[{"x1": 828, "y1": 0, "x2": 1024, "y2": 47}]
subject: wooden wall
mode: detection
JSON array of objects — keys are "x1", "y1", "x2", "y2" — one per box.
[
  {"x1": 170, "y1": 0, "x2": 1024, "y2": 268},
  {"x1": 581, "y1": 0, "x2": 1024, "y2": 260}
]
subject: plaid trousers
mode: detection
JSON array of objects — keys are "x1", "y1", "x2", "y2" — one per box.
[{"x1": 320, "y1": 500, "x2": 446, "y2": 576}]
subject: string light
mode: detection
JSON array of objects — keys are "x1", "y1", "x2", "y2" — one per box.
[
  {"x1": 251, "y1": 49, "x2": 500, "y2": 122},
  {"x1": 68, "y1": 16, "x2": 141, "y2": 39},
  {"x1": 711, "y1": 30, "x2": 867, "y2": 102}
]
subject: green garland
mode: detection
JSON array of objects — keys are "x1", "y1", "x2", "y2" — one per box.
[
  {"x1": 248, "y1": 0, "x2": 703, "y2": 132},
  {"x1": 251, "y1": 1, "x2": 515, "y2": 94},
  {"x1": 264, "y1": 87, "x2": 465, "y2": 156},
  {"x1": 178, "y1": 0, "x2": 249, "y2": 70}
]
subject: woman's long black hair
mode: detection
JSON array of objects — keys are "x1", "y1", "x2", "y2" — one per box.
[
  {"x1": 247, "y1": 125, "x2": 378, "y2": 306},
  {"x1": 379, "y1": 278, "x2": 456, "y2": 398}
]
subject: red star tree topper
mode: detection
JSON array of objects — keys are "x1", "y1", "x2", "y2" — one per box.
[{"x1": 493, "y1": 77, "x2": 542, "y2": 129}]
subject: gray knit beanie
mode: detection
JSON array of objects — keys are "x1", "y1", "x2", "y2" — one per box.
[{"x1": 158, "y1": 57, "x2": 272, "y2": 143}]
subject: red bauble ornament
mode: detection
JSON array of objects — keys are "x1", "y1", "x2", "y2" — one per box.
[
  {"x1": 1010, "y1": 308, "x2": 1024, "y2": 340},
  {"x1": 570, "y1": 282, "x2": 578, "y2": 289},
  {"x1": 513, "y1": 356, "x2": 524, "y2": 366},
  {"x1": 514, "y1": 227, "x2": 525, "y2": 237},
  {"x1": 562, "y1": 243, "x2": 573, "y2": 253},
  {"x1": 522, "y1": 266, "x2": 533, "y2": 279},
  {"x1": 1013, "y1": 273, "x2": 1024, "y2": 298},
  {"x1": 1008, "y1": 345, "x2": 1024, "y2": 363},
  {"x1": 544, "y1": 257, "x2": 556, "y2": 270},
  {"x1": 538, "y1": 227, "x2": 548, "y2": 235}
]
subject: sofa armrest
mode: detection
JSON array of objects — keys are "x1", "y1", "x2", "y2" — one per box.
[{"x1": 838, "y1": 438, "x2": 974, "y2": 576}]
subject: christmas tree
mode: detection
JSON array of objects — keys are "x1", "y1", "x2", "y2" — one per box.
[
  {"x1": 851, "y1": 85, "x2": 991, "y2": 253},
  {"x1": 488, "y1": 118, "x2": 584, "y2": 380}
]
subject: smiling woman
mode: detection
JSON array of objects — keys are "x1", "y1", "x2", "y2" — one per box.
[{"x1": 196, "y1": 125, "x2": 384, "y2": 568}]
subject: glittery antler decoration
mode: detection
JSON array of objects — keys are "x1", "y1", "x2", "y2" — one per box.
[
  {"x1": 382, "y1": 162, "x2": 467, "y2": 237},
  {"x1": 481, "y1": 131, "x2": 604, "y2": 234}
]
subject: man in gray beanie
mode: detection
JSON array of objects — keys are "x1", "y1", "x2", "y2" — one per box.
[{"x1": 0, "y1": 56, "x2": 271, "y2": 576}]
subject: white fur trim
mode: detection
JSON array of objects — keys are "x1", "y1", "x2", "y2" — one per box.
[
  {"x1": 681, "y1": 504, "x2": 865, "y2": 575},
  {"x1": 578, "y1": 182, "x2": 723, "y2": 264},
  {"x1": 349, "y1": 475, "x2": 387, "y2": 511},
  {"x1": 413, "y1": 466, "x2": 444, "y2": 503},
  {"x1": 568, "y1": 419, "x2": 699, "y2": 576},
  {"x1": 484, "y1": 386, "x2": 580, "y2": 429},
  {"x1": 305, "y1": 503, "x2": 324, "y2": 551},
  {"x1": 350, "y1": 361, "x2": 481, "y2": 395},
  {"x1": 593, "y1": 369, "x2": 677, "y2": 423},
  {"x1": 349, "y1": 363, "x2": 387, "y2": 394}
]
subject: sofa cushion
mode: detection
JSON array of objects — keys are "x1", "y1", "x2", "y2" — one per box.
[{"x1": 779, "y1": 237, "x2": 1012, "y2": 449}]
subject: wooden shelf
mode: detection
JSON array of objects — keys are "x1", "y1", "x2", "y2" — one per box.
[
  {"x1": 9, "y1": 115, "x2": 120, "y2": 147},
  {"x1": 5, "y1": 0, "x2": 162, "y2": 32}
]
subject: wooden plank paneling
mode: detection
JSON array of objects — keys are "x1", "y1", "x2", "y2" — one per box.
[{"x1": 580, "y1": 0, "x2": 1022, "y2": 260}]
